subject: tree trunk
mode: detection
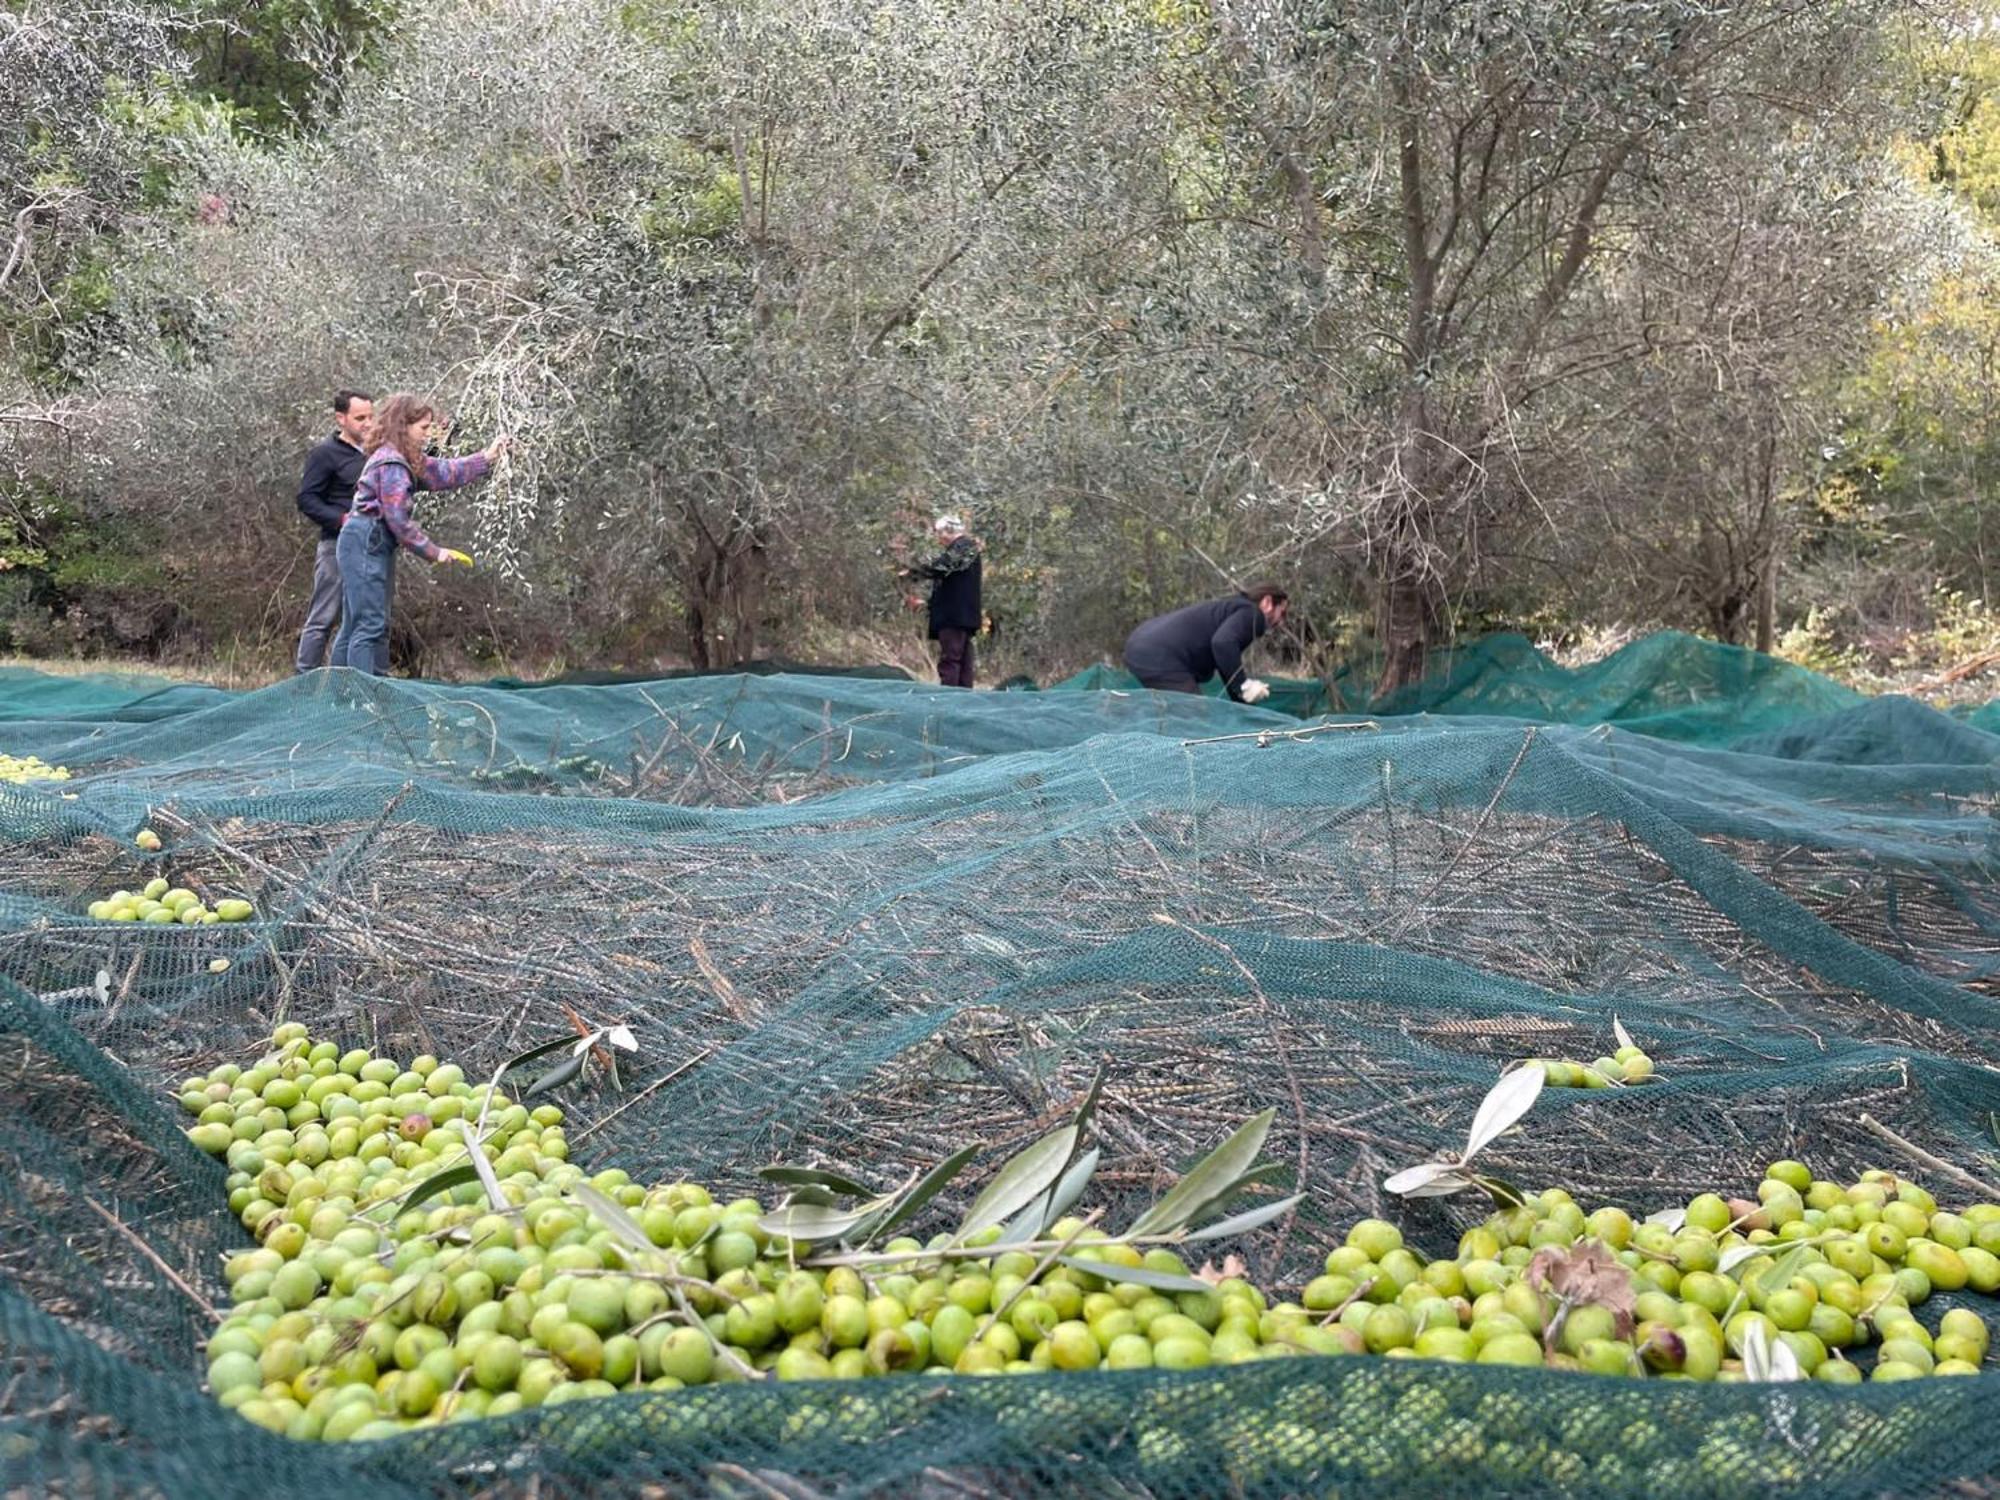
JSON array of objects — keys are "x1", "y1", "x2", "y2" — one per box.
[
  {"x1": 684, "y1": 527, "x2": 723, "y2": 671},
  {"x1": 1373, "y1": 385, "x2": 1448, "y2": 698},
  {"x1": 1705, "y1": 593, "x2": 1748, "y2": 646},
  {"x1": 1755, "y1": 555, "x2": 1776, "y2": 655},
  {"x1": 724, "y1": 529, "x2": 768, "y2": 666},
  {"x1": 1749, "y1": 423, "x2": 1779, "y2": 656},
  {"x1": 682, "y1": 509, "x2": 768, "y2": 670},
  {"x1": 685, "y1": 588, "x2": 712, "y2": 672},
  {"x1": 1375, "y1": 565, "x2": 1442, "y2": 696}
]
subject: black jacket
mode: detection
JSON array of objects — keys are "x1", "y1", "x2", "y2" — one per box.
[
  {"x1": 914, "y1": 536, "x2": 983, "y2": 638},
  {"x1": 1123, "y1": 594, "x2": 1267, "y2": 699},
  {"x1": 296, "y1": 434, "x2": 366, "y2": 540}
]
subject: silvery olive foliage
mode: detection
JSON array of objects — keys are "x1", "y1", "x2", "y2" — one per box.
[
  {"x1": 34, "y1": 0, "x2": 1972, "y2": 668},
  {"x1": 1185, "y1": 0, "x2": 1957, "y2": 683},
  {"x1": 0, "y1": 4, "x2": 219, "y2": 490}
]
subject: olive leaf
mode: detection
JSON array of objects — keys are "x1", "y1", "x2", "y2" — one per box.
[
  {"x1": 1004, "y1": 1066, "x2": 1106, "y2": 1243},
  {"x1": 1187, "y1": 1162, "x2": 1289, "y2": 1220},
  {"x1": 1382, "y1": 1160, "x2": 1474, "y2": 1198},
  {"x1": 522, "y1": 1050, "x2": 588, "y2": 1099},
  {"x1": 1125, "y1": 1108, "x2": 1276, "y2": 1237},
  {"x1": 778, "y1": 1184, "x2": 839, "y2": 1208},
  {"x1": 1385, "y1": 1065, "x2": 1545, "y2": 1200},
  {"x1": 1716, "y1": 1243, "x2": 1770, "y2": 1277},
  {"x1": 1068, "y1": 1065, "x2": 1107, "y2": 1142},
  {"x1": 494, "y1": 1032, "x2": 584, "y2": 1080},
  {"x1": 1612, "y1": 1016, "x2": 1636, "y2": 1053},
  {"x1": 1755, "y1": 1240, "x2": 1813, "y2": 1292},
  {"x1": 1183, "y1": 1192, "x2": 1303, "y2": 1241},
  {"x1": 758, "y1": 1195, "x2": 902, "y2": 1245},
  {"x1": 1740, "y1": 1317, "x2": 1802, "y2": 1382},
  {"x1": 572, "y1": 1181, "x2": 665, "y2": 1265},
  {"x1": 496, "y1": 1026, "x2": 638, "y2": 1100},
  {"x1": 1000, "y1": 1148, "x2": 1100, "y2": 1245},
  {"x1": 872, "y1": 1143, "x2": 983, "y2": 1243},
  {"x1": 1645, "y1": 1207, "x2": 1688, "y2": 1232},
  {"x1": 758, "y1": 1165, "x2": 876, "y2": 1198},
  {"x1": 1464, "y1": 1064, "x2": 1546, "y2": 1159},
  {"x1": 1475, "y1": 1173, "x2": 1529, "y2": 1209},
  {"x1": 365, "y1": 1161, "x2": 483, "y2": 1219},
  {"x1": 1055, "y1": 1255, "x2": 1210, "y2": 1294},
  {"x1": 458, "y1": 1114, "x2": 510, "y2": 1214},
  {"x1": 956, "y1": 1125, "x2": 1077, "y2": 1238}
]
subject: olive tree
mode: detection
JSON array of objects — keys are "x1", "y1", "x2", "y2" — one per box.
[
  {"x1": 1195, "y1": 0, "x2": 1948, "y2": 686},
  {"x1": 85, "y1": 0, "x2": 1298, "y2": 668}
]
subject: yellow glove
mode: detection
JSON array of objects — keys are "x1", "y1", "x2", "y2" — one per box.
[{"x1": 438, "y1": 548, "x2": 474, "y2": 568}]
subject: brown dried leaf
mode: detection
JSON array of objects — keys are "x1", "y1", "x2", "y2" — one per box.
[
  {"x1": 1195, "y1": 1254, "x2": 1248, "y2": 1286},
  {"x1": 1527, "y1": 1241, "x2": 1636, "y2": 1340}
]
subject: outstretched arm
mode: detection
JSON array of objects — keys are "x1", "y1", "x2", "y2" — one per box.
[
  {"x1": 418, "y1": 452, "x2": 492, "y2": 493},
  {"x1": 1210, "y1": 607, "x2": 1259, "y2": 700}
]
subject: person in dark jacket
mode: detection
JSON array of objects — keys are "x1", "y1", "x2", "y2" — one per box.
[
  {"x1": 905, "y1": 514, "x2": 983, "y2": 687},
  {"x1": 1123, "y1": 584, "x2": 1289, "y2": 701},
  {"x1": 294, "y1": 389, "x2": 372, "y2": 672}
]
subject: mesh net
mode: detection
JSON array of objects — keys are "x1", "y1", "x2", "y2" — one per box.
[{"x1": 3, "y1": 634, "x2": 2000, "y2": 1497}]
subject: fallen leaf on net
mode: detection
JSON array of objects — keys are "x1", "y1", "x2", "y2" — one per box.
[
  {"x1": 1526, "y1": 1240, "x2": 1636, "y2": 1337},
  {"x1": 1196, "y1": 1254, "x2": 1248, "y2": 1286}
]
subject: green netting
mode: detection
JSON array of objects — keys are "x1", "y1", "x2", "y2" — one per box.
[
  {"x1": 0, "y1": 665, "x2": 236, "y2": 724},
  {"x1": 1044, "y1": 662, "x2": 1346, "y2": 718},
  {"x1": 479, "y1": 659, "x2": 915, "y2": 691},
  {"x1": 4, "y1": 633, "x2": 2000, "y2": 1497},
  {"x1": 1369, "y1": 632, "x2": 1868, "y2": 743},
  {"x1": 1041, "y1": 630, "x2": 1871, "y2": 743}
]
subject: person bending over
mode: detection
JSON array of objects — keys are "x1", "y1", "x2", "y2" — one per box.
[{"x1": 1122, "y1": 585, "x2": 1288, "y2": 703}]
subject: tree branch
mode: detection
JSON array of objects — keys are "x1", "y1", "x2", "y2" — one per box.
[{"x1": 1391, "y1": 54, "x2": 1436, "y2": 372}]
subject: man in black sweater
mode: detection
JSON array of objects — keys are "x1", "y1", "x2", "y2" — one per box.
[
  {"x1": 294, "y1": 389, "x2": 371, "y2": 672},
  {"x1": 905, "y1": 514, "x2": 983, "y2": 687},
  {"x1": 1123, "y1": 584, "x2": 1289, "y2": 701}
]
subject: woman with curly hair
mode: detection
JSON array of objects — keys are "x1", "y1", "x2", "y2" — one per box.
[{"x1": 328, "y1": 393, "x2": 508, "y2": 675}]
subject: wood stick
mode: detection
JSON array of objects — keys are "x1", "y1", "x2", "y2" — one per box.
[{"x1": 81, "y1": 1195, "x2": 217, "y2": 1321}]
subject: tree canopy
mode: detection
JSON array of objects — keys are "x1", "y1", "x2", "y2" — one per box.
[{"x1": 0, "y1": 0, "x2": 1992, "y2": 683}]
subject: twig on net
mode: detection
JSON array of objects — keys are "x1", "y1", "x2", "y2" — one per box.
[
  {"x1": 703, "y1": 1466, "x2": 833, "y2": 1500},
  {"x1": 569, "y1": 1046, "x2": 717, "y2": 1146},
  {"x1": 1859, "y1": 1113, "x2": 2000, "y2": 1202},
  {"x1": 1178, "y1": 720, "x2": 1380, "y2": 748},
  {"x1": 1148, "y1": 913, "x2": 1312, "y2": 1258},
  {"x1": 80, "y1": 1194, "x2": 216, "y2": 1321},
  {"x1": 1374, "y1": 725, "x2": 1538, "y2": 943}
]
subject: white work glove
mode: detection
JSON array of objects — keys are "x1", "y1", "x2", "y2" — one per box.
[{"x1": 1240, "y1": 678, "x2": 1271, "y2": 704}]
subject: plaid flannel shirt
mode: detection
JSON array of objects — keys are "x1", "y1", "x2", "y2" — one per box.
[{"x1": 347, "y1": 446, "x2": 491, "y2": 561}]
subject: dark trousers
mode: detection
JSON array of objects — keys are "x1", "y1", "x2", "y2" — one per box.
[
  {"x1": 1125, "y1": 655, "x2": 1200, "y2": 694},
  {"x1": 329, "y1": 518, "x2": 398, "y2": 676},
  {"x1": 936, "y1": 627, "x2": 975, "y2": 688},
  {"x1": 295, "y1": 537, "x2": 343, "y2": 672}
]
